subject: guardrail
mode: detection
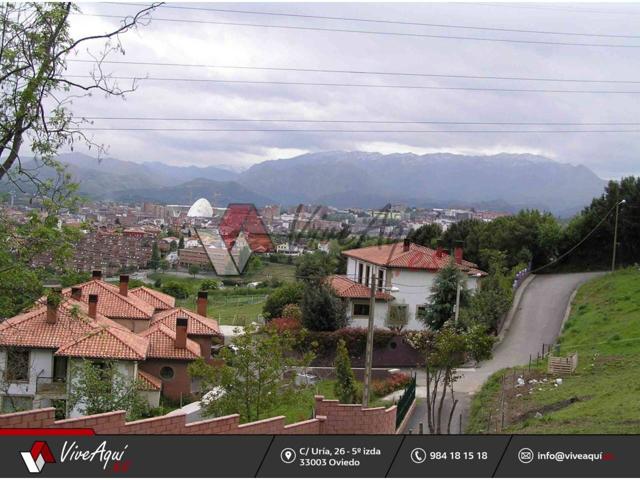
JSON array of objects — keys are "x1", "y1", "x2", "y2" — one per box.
[{"x1": 395, "y1": 373, "x2": 416, "y2": 429}]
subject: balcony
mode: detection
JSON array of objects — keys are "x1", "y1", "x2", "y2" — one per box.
[{"x1": 35, "y1": 377, "x2": 67, "y2": 397}]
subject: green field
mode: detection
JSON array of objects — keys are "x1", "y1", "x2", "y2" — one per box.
[{"x1": 467, "y1": 268, "x2": 640, "y2": 434}]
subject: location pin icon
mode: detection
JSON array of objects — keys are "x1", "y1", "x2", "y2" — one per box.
[{"x1": 285, "y1": 451, "x2": 291, "y2": 460}]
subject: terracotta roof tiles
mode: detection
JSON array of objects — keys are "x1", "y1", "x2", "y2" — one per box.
[
  {"x1": 129, "y1": 286, "x2": 176, "y2": 311},
  {"x1": 151, "y1": 308, "x2": 221, "y2": 337},
  {"x1": 137, "y1": 370, "x2": 162, "y2": 391},
  {"x1": 139, "y1": 323, "x2": 201, "y2": 360},
  {"x1": 55, "y1": 326, "x2": 149, "y2": 361},
  {"x1": 328, "y1": 275, "x2": 394, "y2": 301}
]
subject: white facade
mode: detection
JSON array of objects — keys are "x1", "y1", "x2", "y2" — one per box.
[{"x1": 344, "y1": 258, "x2": 481, "y2": 331}]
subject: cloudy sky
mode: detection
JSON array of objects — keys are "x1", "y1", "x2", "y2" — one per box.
[{"x1": 65, "y1": 2, "x2": 640, "y2": 179}]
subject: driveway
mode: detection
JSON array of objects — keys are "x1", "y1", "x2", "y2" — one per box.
[{"x1": 403, "y1": 271, "x2": 605, "y2": 433}]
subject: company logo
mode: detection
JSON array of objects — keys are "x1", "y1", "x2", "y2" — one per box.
[
  {"x1": 20, "y1": 441, "x2": 56, "y2": 474},
  {"x1": 195, "y1": 203, "x2": 273, "y2": 276}
]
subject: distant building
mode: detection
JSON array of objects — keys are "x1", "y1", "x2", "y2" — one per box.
[{"x1": 187, "y1": 198, "x2": 214, "y2": 218}]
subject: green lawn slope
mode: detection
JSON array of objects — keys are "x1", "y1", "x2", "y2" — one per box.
[{"x1": 467, "y1": 268, "x2": 640, "y2": 434}]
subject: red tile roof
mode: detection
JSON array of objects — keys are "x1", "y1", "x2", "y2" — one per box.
[
  {"x1": 328, "y1": 275, "x2": 394, "y2": 301},
  {"x1": 129, "y1": 286, "x2": 176, "y2": 311},
  {"x1": 55, "y1": 325, "x2": 149, "y2": 361},
  {"x1": 0, "y1": 300, "x2": 110, "y2": 350},
  {"x1": 137, "y1": 370, "x2": 162, "y2": 391},
  {"x1": 139, "y1": 324, "x2": 201, "y2": 360},
  {"x1": 342, "y1": 242, "x2": 487, "y2": 276},
  {"x1": 151, "y1": 308, "x2": 221, "y2": 337},
  {"x1": 60, "y1": 280, "x2": 156, "y2": 319}
]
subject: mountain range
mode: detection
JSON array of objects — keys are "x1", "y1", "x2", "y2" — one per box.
[{"x1": 3, "y1": 151, "x2": 606, "y2": 215}]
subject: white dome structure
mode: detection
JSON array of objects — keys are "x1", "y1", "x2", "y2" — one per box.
[{"x1": 187, "y1": 198, "x2": 214, "y2": 218}]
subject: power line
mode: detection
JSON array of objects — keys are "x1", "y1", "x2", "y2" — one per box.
[
  {"x1": 75, "y1": 116, "x2": 640, "y2": 126},
  {"x1": 80, "y1": 127, "x2": 640, "y2": 133},
  {"x1": 63, "y1": 75, "x2": 640, "y2": 94},
  {"x1": 78, "y1": 13, "x2": 640, "y2": 48},
  {"x1": 473, "y1": 2, "x2": 640, "y2": 17},
  {"x1": 101, "y1": 2, "x2": 640, "y2": 39},
  {"x1": 65, "y1": 59, "x2": 640, "y2": 85}
]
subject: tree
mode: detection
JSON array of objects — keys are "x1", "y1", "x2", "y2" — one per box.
[
  {"x1": 178, "y1": 235, "x2": 185, "y2": 249},
  {"x1": 262, "y1": 282, "x2": 305, "y2": 320},
  {"x1": 169, "y1": 240, "x2": 178, "y2": 252},
  {"x1": 300, "y1": 283, "x2": 347, "y2": 332},
  {"x1": 295, "y1": 251, "x2": 336, "y2": 283},
  {"x1": 161, "y1": 282, "x2": 190, "y2": 300},
  {"x1": 419, "y1": 260, "x2": 469, "y2": 330},
  {"x1": 200, "y1": 279, "x2": 220, "y2": 291},
  {"x1": 406, "y1": 323, "x2": 494, "y2": 434},
  {"x1": 189, "y1": 323, "x2": 313, "y2": 422},
  {"x1": 407, "y1": 223, "x2": 443, "y2": 248},
  {"x1": 460, "y1": 250, "x2": 513, "y2": 332},
  {"x1": 281, "y1": 303, "x2": 302, "y2": 322},
  {"x1": 188, "y1": 264, "x2": 200, "y2": 277},
  {"x1": 148, "y1": 242, "x2": 160, "y2": 270},
  {"x1": 0, "y1": 3, "x2": 158, "y2": 192},
  {"x1": 68, "y1": 360, "x2": 147, "y2": 420},
  {"x1": 158, "y1": 259, "x2": 169, "y2": 273},
  {"x1": 333, "y1": 339, "x2": 358, "y2": 403}
]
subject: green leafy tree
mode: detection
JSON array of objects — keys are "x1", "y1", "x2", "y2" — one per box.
[
  {"x1": 333, "y1": 339, "x2": 358, "y2": 403},
  {"x1": 262, "y1": 282, "x2": 304, "y2": 320},
  {"x1": 158, "y1": 259, "x2": 169, "y2": 272},
  {"x1": 169, "y1": 240, "x2": 178, "y2": 252},
  {"x1": 295, "y1": 251, "x2": 337, "y2": 283},
  {"x1": 161, "y1": 282, "x2": 190, "y2": 299},
  {"x1": 200, "y1": 279, "x2": 220, "y2": 291},
  {"x1": 281, "y1": 303, "x2": 302, "y2": 321},
  {"x1": 300, "y1": 283, "x2": 347, "y2": 332},
  {"x1": 188, "y1": 264, "x2": 200, "y2": 277},
  {"x1": 68, "y1": 360, "x2": 147, "y2": 420},
  {"x1": 149, "y1": 242, "x2": 160, "y2": 270},
  {"x1": 189, "y1": 324, "x2": 313, "y2": 422},
  {"x1": 407, "y1": 223, "x2": 443, "y2": 248},
  {"x1": 419, "y1": 260, "x2": 469, "y2": 330},
  {"x1": 178, "y1": 235, "x2": 185, "y2": 249}
]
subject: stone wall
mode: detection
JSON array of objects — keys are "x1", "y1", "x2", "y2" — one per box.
[{"x1": 0, "y1": 396, "x2": 397, "y2": 435}]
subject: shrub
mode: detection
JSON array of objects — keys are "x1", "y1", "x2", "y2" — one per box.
[
  {"x1": 262, "y1": 282, "x2": 304, "y2": 320},
  {"x1": 300, "y1": 283, "x2": 347, "y2": 331},
  {"x1": 334, "y1": 339, "x2": 358, "y2": 403},
  {"x1": 200, "y1": 279, "x2": 220, "y2": 291},
  {"x1": 161, "y1": 282, "x2": 190, "y2": 299},
  {"x1": 299, "y1": 328, "x2": 396, "y2": 356},
  {"x1": 266, "y1": 317, "x2": 302, "y2": 333},
  {"x1": 371, "y1": 372, "x2": 412, "y2": 398},
  {"x1": 281, "y1": 303, "x2": 302, "y2": 322}
]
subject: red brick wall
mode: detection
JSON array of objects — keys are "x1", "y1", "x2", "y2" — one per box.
[
  {"x1": 0, "y1": 396, "x2": 396, "y2": 435},
  {"x1": 139, "y1": 359, "x2": 192, "y2": 401}
]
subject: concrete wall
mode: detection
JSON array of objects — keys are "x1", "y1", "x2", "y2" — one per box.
[
  {"x1": 139, "y1": 359, "x2": 192, "y2": 401},
  {"x1": 0, "y1": 348, "x2": 54, "y2": 409},
  {"x1": 0, "y1": 396, "x2": 397, "y2": 435}
]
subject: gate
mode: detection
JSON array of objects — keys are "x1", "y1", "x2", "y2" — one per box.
[{"x1": 395, "y1": 373, "x2": 416, "y2": 429}]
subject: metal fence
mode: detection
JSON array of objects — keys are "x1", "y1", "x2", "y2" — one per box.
[{"x1": 395, "y1": 373, "x2": 416, "y2": 429}]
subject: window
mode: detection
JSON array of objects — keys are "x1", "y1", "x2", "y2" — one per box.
[
  {"x1": 416, "y1": 304, "x2": 428, "y2": 319},
  {"x1": 365, "y1": 265, "x2": 371, "y2": 287},
  {"x1": 160, "y1": 366, "x2": 175, "y2": 380},
  {"x1": 378, "y1": 269, "x2": 384, "y2": 289},
  {"x1": 357, "y1": 263, "x2": 364, "y2": 284},
  {"x1": 53, "y1": 357, "x2": 68, "y2": 382},
  {"x1": 387, "y1": 305, "x2": 408, "y2": 328},
  {"x1": 5, "y1": 349, "x2": 29, "y2": 382},
  {"x1": 353, "y1": 303, "x2": 370, "y2": 316},
  {"x1": 1, "y1": 396, "x2": 32, "y2": 413}
]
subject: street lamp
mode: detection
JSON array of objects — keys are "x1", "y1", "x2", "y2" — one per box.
[{"x1": 611, "y1": 199, "x2": 626, "y2": 272}]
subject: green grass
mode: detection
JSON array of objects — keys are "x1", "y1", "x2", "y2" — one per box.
[
  {"x1": 467, "y1": 268, "x2": 640, "y2": 434},
  {"x1": 273, "y1": 380, "x2": 395, "y2": 424}
]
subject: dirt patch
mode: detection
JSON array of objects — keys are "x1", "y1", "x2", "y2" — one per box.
[{"x1": 511, "y1": 396, "x2": 591, "y2": 423}]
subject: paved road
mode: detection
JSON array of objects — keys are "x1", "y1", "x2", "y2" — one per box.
[{"x1": 403, "y1": 271, "x2": 605, "y2": 434}]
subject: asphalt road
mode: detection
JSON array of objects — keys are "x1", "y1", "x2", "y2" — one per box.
[{"x1": 403, "y1": 271, "x2": 605, "y2": 434}]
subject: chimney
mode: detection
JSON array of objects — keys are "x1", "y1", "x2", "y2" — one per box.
[
  {"x1": 454, "y1": 246, "x2": 463, "y2": 265},
  {"x1": 403, "y1": 238, "x2": 411, "y2": 252},
  {"x1": 196, "y1": 291, "x2": 208, "y2": 317},
  {"x1": 436, "y1": 246, "x2": 444, "y2": 258},
  {"x1": 88, "y1": 294, "x2": 98, "y2": 319},
  {"x1": 46, "y1": 295, "x2": 59, "y2": 325},
  {"x1": 71, "y1": 287, "x2": 82, "y2": 300},
  {"x1": 175, "y1": 317, "x2": 188, "y2": 349},
  {"x1": 119, "y1": 274, "x2": 129, "y2": 296},
  {"x1": 92, "y1": 270, "x2": 102, "y2": 280}
]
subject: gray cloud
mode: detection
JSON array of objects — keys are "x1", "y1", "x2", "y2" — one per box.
[{"x1": 65, "y1": 2, "x2": 640, "y2": 178}]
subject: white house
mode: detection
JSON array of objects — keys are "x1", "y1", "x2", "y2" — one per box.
[{"x1": 329, "y1": 240, "x2": 487, "y2": 331}]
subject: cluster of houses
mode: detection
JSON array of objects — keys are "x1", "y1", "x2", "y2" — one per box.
[
  {"x1": 0, "y1": 239, "x2": 487, "y2": 419},
  {"x1": 0, "y1": 271, "x2": 222, "y2": 418}
]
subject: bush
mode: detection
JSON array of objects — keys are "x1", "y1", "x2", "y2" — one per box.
[
  {"x1": 334, "y1": 339, "x2": 358, "y2": 403},
  {"x1": 301, "y1": 284, "x2": 347, "y2": 331},
  {"x1": 371, "y1": 372, "x2": 412, "y2": 398},
  {"x1": 161, "y1": 282, "x2": 190, "y2": 299},
  {"x1": 200, "y1": 279, "x2": 220, "y2": 291},
  {"x1": 299, "y1": 328, "x2": 396, "y2": 356},
  {"x1": 266, "y1": 317, "x2": 302, "y2": 333},
  {"x1": 281, "y1": 303, "x2": 302, "y2": 322},
  {"x1": 262, "y1": 282, "x2": 304, "y2": 320}
]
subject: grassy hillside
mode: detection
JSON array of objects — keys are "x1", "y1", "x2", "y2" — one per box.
[{"x1": 467, "y1": 268, "x2": 640, "y2": 434}]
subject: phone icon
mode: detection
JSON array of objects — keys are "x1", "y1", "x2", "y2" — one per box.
[{"x1": 410, "y1": 448, "x2": 427, "y2": 464}]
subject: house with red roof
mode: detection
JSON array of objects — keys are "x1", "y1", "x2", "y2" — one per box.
[
  {"x1": 331, "y1": 240, "x2": 487, "y2": 330},
  {"x1": 0, "y1": 273, "x2": 222, "y2": 418}
]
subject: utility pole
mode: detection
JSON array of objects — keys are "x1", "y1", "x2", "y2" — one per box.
[
  {"x1": 454, "y1": 282, "x2": 461, "y2": 326},
  {"x1": 611, "y1": 196, "x2": 625, "y2": 272},
  {"x1": 363, "y1": 274, "x2": 377, "y2": 407}
]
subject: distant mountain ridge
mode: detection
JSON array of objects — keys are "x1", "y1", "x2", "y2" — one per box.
[
  {"x1": 236, "y1": 151, "x2": 606, "y2": 215},
  {"x1": 1, "y1": 151, "x2": 606, "y2": 214}
]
